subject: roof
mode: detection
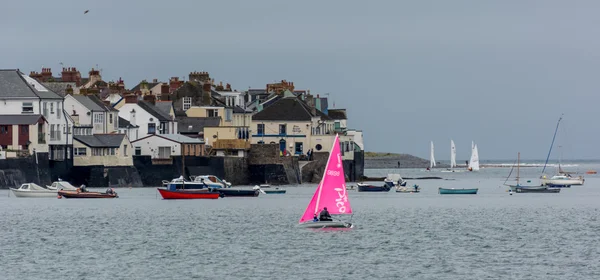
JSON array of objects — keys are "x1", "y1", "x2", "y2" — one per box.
[
  {"x1": 178, "y1": 117, "x2": 221, "y2": 134},
  {"x1": 138, "y1": 101, "x2": 171, "y2": 121},
  {"x1": 0, "y1": 70, "x2": 62, "y2": 99},
  {"x1": 131, "y1": 81, "x2": 160, "y2": 92},
  {"x1": 248, "y1": 89, "x2": 268, "y2": 95},
  {"x1": 252, "y1": 96, "x2": 332, "y2": 121},
  {"x1": 233, "y1": 106, "x2": 247, "y2": 114},
  {"x1": 155, "y1": 101, "x2": 173, "y2": 118},
  {"x1": 70, "y1": 95, "x2": 104, "y2": 111},
  {"x1": 74, "y1": 134, "x2": 126, "y2": 148},
  {"x1": 133, "y1": 134, "x2": 204, "y2": 144},
  {"x1": 118, "y1": 117, "x2": 138, "y2": 128},
  {"x1": 42, "y1": 82, "x2": 78, "y2": 97},
  {"x1": 328, "y1": 109, "x2": 347, "y2": 120},
  {"x1": 88, "y1": 94, "x2": 117, "y2": 112},
  {"x1": 0, "y1": 114, "x2": 45, "y2": 125}
]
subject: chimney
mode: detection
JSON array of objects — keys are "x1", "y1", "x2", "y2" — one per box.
[
  {"x1": 125, "y1": 94, "x2": 138, "y2": 104},
  {"x1": 226, "y1": 83, "x2": 231, "y2": 91},
  {"x1": 152, "y1": 78, "x2": 158, "y2": 83},
  {"x1": 143, "y1": 94, "x2": 156, "y2": 105},
  {"x1": 71, "y1": 111, "x2": 80, "y2": 126},
  {"x1": 130, "y1": 109, "x2": 136, "y2": 126},
  {"x1": 103, "y1": 100, "x2": 111, "y2": 106}
]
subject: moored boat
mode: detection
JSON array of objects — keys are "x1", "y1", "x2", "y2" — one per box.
[
  {"x1": 58, "y1": 190, "x2": 118, "y2": 199},
  {"x1": 10, "y1": 183, "x2": 58, "y2": 198},
  {"x1": 541, "y1": 174, "x2": 584, "y2": 186},
  {"x1": 586, "y1": 170, "x2": 597, "y2": 174},
  {"x1": 162, "y1": 175, "x2": 232, "y2": 190},
  {"x1": 515, "y1": 187, "x2": 560, "y2": 193},
  {"x1": 396, "y1": 184, "x2": 420, "y2": 193},
  {"x1": 218, "y1": 188, "x2": 260, "y2": 197},
  {"x1": 357, "y1": 183, "x2": 391, "y2": 192},
  {"x1": 438, "y1": 188, "x2": 478, "y2": 194},
  {"x1": 254, "y1": 184, "x2": 286, "y2": 194},
  {"x1": 157, "y1": 188, "x2": 221, "y2": 199},
  {"x1": 47, "y1": 179, "x2": 78, "y2": 191}
]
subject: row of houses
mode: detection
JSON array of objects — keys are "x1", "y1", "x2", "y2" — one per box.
[{"x1": 0, "y1": 68, "x2": 364, "y2": 169}]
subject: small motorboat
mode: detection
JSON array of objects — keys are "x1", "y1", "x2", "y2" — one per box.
[
  {"x1": 357, "y1": 183, "x2": 391, "y2": 192},
  {"x1": 515, "y1": 187, "x2": 560, "y2": 193},
  {"x1": 218, "y1": 188, "x2": 260, "y2": 197},
  {"x1": 157, "y1": 188, "x2": 221, "y2": 199},
  {"x1": 10, "y1": 183, "x2": 57, "y2": 198},
  {"x1": 438, "y1": 187, "x2": 478, "y2": 194},
  {"x1": 47, "y1": 179, "x2": 78, "y2": 191},
  {"x1": 58, "y1": 188, "x2": 118, "y2": 199},
  {"x1": 586, "y1": 170, "x2": 597, "y2": 175},
  {"x1": 162, "y1": 175, "x2": 232, "y2": 190},
  {"x1": 254, "y1": 185, "x2": 286, "y2": 194},
  {"x1": 396, "y1": 184, "x2": 420, "y2": 193}
]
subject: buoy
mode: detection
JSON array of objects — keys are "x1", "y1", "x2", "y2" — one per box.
[{"x1": 57, "y1": 195, "x2": 62, "y2": 199}]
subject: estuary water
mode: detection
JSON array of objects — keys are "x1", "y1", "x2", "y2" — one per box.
[{"x1": 1, "y1": 163, "x2": 600, "y2": 280}]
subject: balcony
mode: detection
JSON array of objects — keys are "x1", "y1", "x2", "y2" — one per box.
[{"x1": 212, "y1": 139, "x2": 251, "y2": 150}]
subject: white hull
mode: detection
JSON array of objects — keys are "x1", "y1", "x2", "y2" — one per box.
[
  {"x1": 10, "y1": 189, "x2": 58, "y2": 198},
  {"x1": 541, "y1": 178, "x2": 584, "y2": 186},
  {"x1": 298, "y1": 221, "x2": 353, "y2": 229}
]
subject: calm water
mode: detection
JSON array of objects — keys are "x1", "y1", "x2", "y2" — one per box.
[{"x1": 1, "y1": 164, "x2": 600, "y2": 280}]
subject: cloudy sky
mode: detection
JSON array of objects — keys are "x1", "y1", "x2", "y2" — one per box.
[{"x1": 2, "y1": 0, "x2": 598, "y2": 160}]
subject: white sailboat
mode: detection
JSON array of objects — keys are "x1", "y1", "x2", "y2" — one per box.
[
  {"x1": 442, "y1": 140, "x2": 462, "y2": 172},
  {"x1": 427, "y1": 141, "x2": 436, "y2": 171},
  {"x1": 468, "y1": 142, "x2": 480, "y2": 171}
]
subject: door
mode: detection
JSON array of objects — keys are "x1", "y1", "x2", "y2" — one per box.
[
  {"x1": 279, "y1": 139, "x2": 286, "y2": 155},
  {"x1": 295, "y1": 142, "x2": 303, "y2": 155}
]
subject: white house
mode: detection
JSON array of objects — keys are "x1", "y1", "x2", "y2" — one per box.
[
  {"x1": 73, "y1": 134, "x2": 133, "y2": 166},
  {"x1": 131, "y1": 134, "x2": 205, "y2": 159},
  {"x1": 118, "y1": 95, "x2": 177, "y2": 140},
  {"x1": 118, "y1": 117, "x2": 139, "y2": 142},
  {"x1": 215, "y1": 90, "x2": 246, "y2": 109},
  {"x1": 64, "y1": 94, "x2": 119, "y2": 134},
  {"x1": 0, "y1": 69, "x2": 73, "y2": 161}
]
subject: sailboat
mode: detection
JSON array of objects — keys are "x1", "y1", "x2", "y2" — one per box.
[
  {"x1": 427, "y1": 141, "x2": 436, "y2": 171},
  {"x1": 504, "y1": 152, "x2": 560, "y2": 193},
  {"x1": 539, "y1": 115, "x2": 584, "y2": 186},
  {"x1": 468, "y1": 142, "x2": 480, "y2": 171},
  {"x1": 442, "y1": 140, "x2": 462, "y2": 173},
  {"x1": 298, "y1": 134, "x2": 353, "y2": 229}
]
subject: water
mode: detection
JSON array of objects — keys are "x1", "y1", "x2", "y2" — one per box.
[{"x1": 1, "y1": 164, "x2": 600, "y2": 279}]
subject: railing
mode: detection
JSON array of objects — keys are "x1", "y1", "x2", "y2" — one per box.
[{"x1": 212, "y1": 139, "x2": 251, "y2": 150}]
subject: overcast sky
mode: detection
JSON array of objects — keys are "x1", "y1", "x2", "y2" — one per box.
[{"x1": 2, "y1": 0, "x2": 598, "y2": 160}]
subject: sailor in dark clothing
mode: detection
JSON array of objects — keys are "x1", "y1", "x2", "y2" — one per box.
[
  {"x1": 313, "y1": 214, "x2": 319, "y2": 222},
  {"x1": 319, "y1": 207, "x2": 332, "y2": 221},
  {"x1": 80, "y1": 184, "x2": 87, "y2": 193}
]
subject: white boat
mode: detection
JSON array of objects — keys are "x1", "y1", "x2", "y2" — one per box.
[
  {"x1": 298, "y1": 134, "x2": 353, "y2": 229},
  {"x1": 539, "y1": 115, "x2": 584, "y2": 186},
  {"x1": 384, "y1": 174, "x2": 405, "y2": 187},
  {"x1": 468, "y1": 141, "x2": 480, "y2": 171},
  {"x1": 10, "y1": 183, "x2": 58, "y2": 198},
  {"x1": 441, "y1": 140, "x2": 463, "y2": 173},
  {"x1": 427, "y1": 141, "x2": 436, "y2": 171},
  {"x1": 47, "y1": 179, "x2": 78, "y2": 191},
  {"x1": 162, "y1": 175, "x2": 232, "y2": 190}
]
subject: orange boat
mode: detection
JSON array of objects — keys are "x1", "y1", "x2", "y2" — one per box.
[
  {"x1": 157, "y1": 188, "x2": 221, "y2": 199},
  {"x1": 586, "y1": 170, "x2": 597, "y2": 174}
]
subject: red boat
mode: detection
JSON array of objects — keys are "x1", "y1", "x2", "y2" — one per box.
[
  {"x1": 58, "y1": 190, "x2": 118, "y2": 199},
  {"x1": 157, "y1": 188, "x2": 221, "y2": 199}
]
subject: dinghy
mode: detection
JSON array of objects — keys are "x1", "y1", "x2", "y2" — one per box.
[{"x1": 298, "y1": 134, "x2": 353, "y2": 229}]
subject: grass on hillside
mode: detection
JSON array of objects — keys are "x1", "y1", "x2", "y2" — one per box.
[{"x1": 364, "y1": 152, "x2": 403, "y2": 157}]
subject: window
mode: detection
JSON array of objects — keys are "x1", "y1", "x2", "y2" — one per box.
[
  {"x1": 57, "y1": 103, "x2": 61, "y2": 119},
  {"x1": 225, "y1": 109, "x2": 232, "y2": 122},
  {"x1": 43, "y1": 102, "x2": 48, "y2": 117},
  {"x1": 109, "y1": 113, "x2": 113, "y2": 124},
  {"x1": 158, "y1": 146, "x2": 171, "y2": 159},
  {"x1": 315, "y1": 144, "x2": 323, "y2": 151},
  {"x1": 74, "y1": 148, "x2": 87, "y2": 156},
  {"x1": 94, "y1": 113, "x2": 104, "y2": 124},
  {"x1": 56, "y1": 124, "x2": 61, "y2": 141},
  {"x1": 207, "y1": 109, "x2": 218, "y2": 117},
  {"x1": 279, "y1": 124, "x2": 287, "y2": 135},
  {"x1": 123, "y1": 145, "x2": 128, "y2": 156},
  {"x1": 295, "y1": 142, "x2": 303, "y2": 155},
  {"x1": 135, "y1": 146, "x2": 141, "y2": 156},
  {"x1": 159, "y1": 122, "x2": 166, "y2": 134},
  {"x1": 0, "y1": 126, "x2": 8, "y2": 134},
  {"x1": 110, "y1": 148, "x2": 116, "y2": 155},
  {"x1": 50, "y1": 124, "x2": 56, "y2": 140},
  {"x1": 50, "y1": 102, "x2": 54, "y2": 114},
  {"x1": 334, "y1": 121, "x2": 341, "y2": 130},
  {"x1": 92, "y1": 148, "x2": 102, "y2": 156},
  {"x1": 183, "y1": 97, "x2": 192, "y2": 111},
  {"x1": 148, "y1": 123, "x2": 156, "y2": 134},
  {"x1": 22, "y1": 102, "x2": 33, "y2": 113},
  {"x1": 20, "y1": 125, "x2": 28, "y2": 134},
  {"x1": 257, "y1": 124, "x2": 264, "y2": 135}
]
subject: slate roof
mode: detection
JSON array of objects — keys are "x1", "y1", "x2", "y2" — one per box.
[
  {"x1": 42, "y1": 82, "x2": 77, "y2": 97},
  {"x1": 71, "y1": 95, "x2": 104, "y2": 111},
  {"x1": 177, "y1": 117, "x2": 221, "y2": 134},
  {"x1": 0, "y1": 114, "x2": 46, "y2": 125},
  {"x1": 138, "y1": 101, "x2": 171, "y2": 121},
  {"x1": 133, "y1": 134, "x2": 204, "y2": 144},
  {"x1": 74, "y1": 134, "x2": 126, "y2": 148},
  {"x1": 88, "y1": 94, "x2": 118, "y2": 112},
  {"x1": 233, "y1": 106, "x2": 247, "y2": 114},
  {"x1": 247, "y1": 89, "x2": 267, "y2": 95},
  {"x1": 131, "y1": 82, "x2": 160, "y2": 92},
  {"x1": 327, "y1": 109, "x2": 347, "y2": 120},
  {"x1": 0, "y1": 70, "x2": 62, "y2": 99},
  {"x1": 252, "y1": 96, "x2": 332, "y2": 121},
  {"x1": 155, "y1": 101, "x2": 173, "y2": 118},
  {"x1": 118, "y1": 117, "x2": 138, "y2": 128}
]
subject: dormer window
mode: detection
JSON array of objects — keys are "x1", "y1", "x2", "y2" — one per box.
[{"x1": 22, "y1": 102, "x2": 34, "y2": 113}]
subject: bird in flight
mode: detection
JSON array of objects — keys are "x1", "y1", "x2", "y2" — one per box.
[{"x1": 84, "y1": 10, "x2": 89, "y2": 14}]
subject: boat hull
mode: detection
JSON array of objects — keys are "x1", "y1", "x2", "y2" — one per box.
[
  {"x1": 299, "y1": 221, "x2": 353, "y2": 229},
  {"x1": 541, "y1": 178, "x2": 584, "y2": 186},
  {"x1": 438, "y1": 188, "x2": 478, "y2": 194},
  {"x1": 10, "y1": 189, "x2": 58, "y2": 198},
  {"x1": 157, "y1": 188, "x2": 220, "y2": 199},
  {"x1": 516, "y1": 187, "x2": 560, "y2": 193},
  {"x1": 357, "y1": 184, "x2": 391, "y2": 192},
  {"x1": 263, "y1": 189, "x2": 286, "y2": 194},
  {"x1": 58, "y1": 190, "x2": 118, "y2": 199},
  {"x1": 217, "y1": 188, "x2": 259, "y2": 197}
]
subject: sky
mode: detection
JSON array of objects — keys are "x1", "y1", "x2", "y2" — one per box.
[{"x1": 1, "y1": 0, "x2": 599, "y2": 160}]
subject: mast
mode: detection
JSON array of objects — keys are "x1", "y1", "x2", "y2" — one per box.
[
  {"x1": 541, "y1": 114, "x2": 563, "y2": 175},
  {"x1": 517, "y1": 152, "x2": 520, "y2": 185}
]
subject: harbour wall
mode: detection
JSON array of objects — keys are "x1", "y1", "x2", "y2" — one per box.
[{"x1": 248, "y1": 144, "x2": 301, "y2": 185}]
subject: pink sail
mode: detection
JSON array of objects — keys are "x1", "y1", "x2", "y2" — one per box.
[{"x1": 299, "y1": 134, "x2": 352, "y2": 223}]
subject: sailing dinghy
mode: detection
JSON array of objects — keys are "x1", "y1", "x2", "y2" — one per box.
[
  {"x1": 468, "y1": 142, "x2": 480, "y2": 171},
  {"x1": 427, "y1": 141, "x2": 436, "y2": 171},
  {"x1": 442, "y1": 140, "x2": 462, "y2": 172},
  {"x1": 298, "y1": 134, "x2": 353, "y2": 229}
]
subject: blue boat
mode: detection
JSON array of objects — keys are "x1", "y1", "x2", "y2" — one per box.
[
  {"x1": 438, "y1": 188, "x2": 478, "y2": 194},
  {"x1": 357, "y1": 183, "x2": 391, "y2": 192}
]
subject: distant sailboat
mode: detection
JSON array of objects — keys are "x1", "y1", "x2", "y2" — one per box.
[
  {"x1": 468, "y1": 142, "x2": 480, "y2": 172},
  {"x1": 441, "y1": 140, "x2": 461, "y2": 173},
  {"x1": 427, "y1": 141, "x2": 436, "y2": 171}
]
